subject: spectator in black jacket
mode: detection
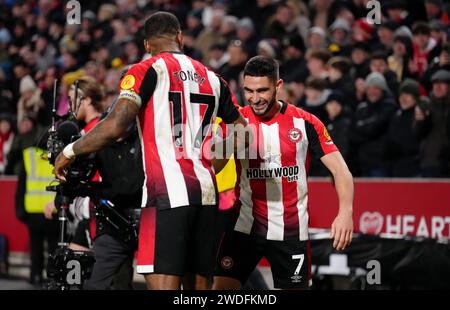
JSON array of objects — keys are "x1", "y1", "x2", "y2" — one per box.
[
  {"x1": 309, "y1": 91, "x2": 352, "y2": 176},
  {"x1": 352, "y1": 72, "x2": 397, "y2": 177},
  {"x1": 280, "y1": 34, "x2": 308, "y2": 84},
  {"x1": 385, "y1": 79, "x2": 422, "y2": 177},
  {"x1": 414, "y1": 69, "x2": 450, "y2": 177},
  {"x1": 328, "y1": 56, "x2": 356, "y2": 109},
  {"x1": 370, "y1": 50, "x2": 400, "y2": 99}
]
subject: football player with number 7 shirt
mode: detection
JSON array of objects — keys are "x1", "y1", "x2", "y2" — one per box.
[{"x1": 212, "y1": 56, "x2": 354, "y2": 290}]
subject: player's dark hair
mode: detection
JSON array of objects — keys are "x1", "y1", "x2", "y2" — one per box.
[
  {"x1": 144, "y1": 11, "x2": 181, "y2": 40},
  {"x1": 244, "y1": 56, "x2": 279, "y2": 82}
]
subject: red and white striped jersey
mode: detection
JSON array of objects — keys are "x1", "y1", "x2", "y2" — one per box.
[
  {"x1": 233, "y1": 101, "x2": 338, "y2": 241},
  {"x1": 118, "y1": 52, "x2": 240, "y2": 209}
]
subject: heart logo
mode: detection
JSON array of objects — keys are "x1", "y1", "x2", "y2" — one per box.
[{"x1": 359, "y1": 212, "x2": 384, "y2": 235}]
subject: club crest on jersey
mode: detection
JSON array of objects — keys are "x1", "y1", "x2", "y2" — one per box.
[
  {"x1": 288, "y1": 128, "x2": 302, "y2": 143},
  {"x1": 120, "y1": 75, "x2": 136, "y2": 90}
]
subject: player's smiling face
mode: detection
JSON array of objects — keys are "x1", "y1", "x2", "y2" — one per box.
[{"x1": 244, "y1": 75, "x2": 282, "y2": 117}]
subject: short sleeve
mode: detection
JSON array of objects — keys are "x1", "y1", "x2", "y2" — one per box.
[
  {"x1": 217, "y1": 76, "x2": 240, "y2": 124},
  {"x1": 117, "y1": 63, "x2": 157, "y2": 109},
  {"x1": 305, "y1": 114, "x2": 339, "y2": 159}
]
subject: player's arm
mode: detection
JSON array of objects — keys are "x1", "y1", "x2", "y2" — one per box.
[
  {"x1": 211, "y1": 76, "x2": 249, "y2": 173},
  {"x1": 54, "y1": 99, "x2": 139, "y2": 181},
  {"x1": 55, "y1": 65, "x2": 154, "y2": 181},
  {"x1": 305, "y1": 114, "x2": 353, "y2": 251},
  {"x1": 320, "y1": 151, "x2": 354, "y2": 251}
]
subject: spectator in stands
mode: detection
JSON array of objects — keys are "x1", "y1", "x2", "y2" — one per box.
[
  {"x1": 351, "y1": 72, "x2": 397, "y2": 177},
  {"x1": 0, "y1": 113, "x2": 14, "y2": 175},
  {"x1": 236, "y1": 17, "x2": 259, "y2": 58},
  {"x1": 411, "y1": 22, "x2": 441, "y2": 78},
  {"x1": 219, "y1": 39, "x2": 248, "y2": 105},
  {"x1": 17, "y1": 75, "x2": 46, "y2": 127},
  {"x1": 422, "y1": 42, "x2": 450, "y2": 92},
  {"x1": 307, "y1": 26, "x2": 327, "y2": 50},
  {"x1": 388, "y1": 35, "x2": 414, "y2": 82},
  {"x1": 306, "y1": 48, "x2": 331, "y2": 79},
  {"x1": 207, "y1": 43, "x2": 229, "y2": 72},
  {"x1": 309, "y1": 91, "x2": 352, "y2": 177},
  {"x1": 196, "y1": 8, "x2": 225, "y2": 63},
  {"x1": 328, "y1": 18, "x2": 352, "y2": 56},
  {"x1": 264, "y1": 2, "x2": 296, "y2": 43},
  {"x1": 375, "y1": 21, "x2": 398, "y2": 54},
  {"x1": 351, "y1": 42, "x2": 371, "y2": 92},
  {"x1": 385, "y1": 79, "x2": 422, "y2": 177},
  {"x1": 327, "y1": 56, "x2": 356, "y2": 109},
  {"x1": 280, "y1": 34, "x2": 308, "y2": 84},
  {"x1": 415, "y1": 70, "x2": 450, "y2": 177},
  {"x1": 369, "y1": 50, "x2": 399, "y2": 98},
  {"x1": 300, "y1": 76, "x2": 330, "y2": 123}
]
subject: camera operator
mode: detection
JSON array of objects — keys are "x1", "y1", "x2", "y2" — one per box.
[
  {"x1": 46, "y1": 76, "x2": 145, "y2": 289},
  {"x1": 45, "y1": 76, "x2": 105, "y2": 251}
]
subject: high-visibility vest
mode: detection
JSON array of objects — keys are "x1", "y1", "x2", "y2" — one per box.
[{"x1": 23, "y1": 147, "x2": 55, "y2": 213}]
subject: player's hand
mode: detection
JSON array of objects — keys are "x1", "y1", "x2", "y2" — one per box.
[
  {"x1": 330, "y1": 209, "x2": 353, "y2": 251},
  {"x1": 44, "y1": 201, "x2": 57, "y2": 219},
  {"x1": 54, "y1": 152, "x2": 75, "y2": 182}
]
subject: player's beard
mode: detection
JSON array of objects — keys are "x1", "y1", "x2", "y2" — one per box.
[{"x1": 251, "y1": 92, "x2": 277, "y2": 117}]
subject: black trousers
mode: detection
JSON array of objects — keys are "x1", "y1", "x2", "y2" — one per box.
[
  {"x1": 84, "y1": 233, "x2": 136, "y2": 290},
  {"x1": 26, "y1": 214, "x2": 59, "y2": 281}
]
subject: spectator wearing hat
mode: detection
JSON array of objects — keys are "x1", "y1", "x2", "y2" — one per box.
[
  {"x1": 328, "y1": 56, "x2": 356, "y2": 109},
  {"x1": 328, "y1": 18, "x2": 352, "y2": 56},
  {"x1": 352, "y1": 18, "x2": 375, "y2": 44},
  {"x1": 17, "y1": 75, "x2": 46, "y2": 127},
  {"x1": 388, "y1": 35, "x2": 414, "y2": 82},
  {"x1": 422, "y1": 42, "x2": 450, "y2": 92},
  {"x1": 369, "y1": 50, "x2": 399, "y2": 98},
  {"x1": 219, "y1": 40, "x2": 248, "y2": 105},
  {"x1": 351, "y1": 72, "x2": 397, "y2": 177},
  {"x1": 414, "y1": 70, "x2": 450, "y2": 177},
  {"x1": 385, "y1": 79, "x2": 422, "y2": 177},
  {"x1": 220, "y1": 15, "x2": 239, "y2": 43},
  {"x1": 307, "y1": 26, "x2": 327, "y2": 50},
  {"x1": 280, "y1": 34, "x2": 308, "y2": 84},
  {"x1": 236, "y1": 17, "x2": 259, "y2": 58},
  {"x1": 0, "y1": 114, "x2": 14, "y2": 174},
  {"x1": 430, "y1": 19, "x2": 448, "y2": 47}
]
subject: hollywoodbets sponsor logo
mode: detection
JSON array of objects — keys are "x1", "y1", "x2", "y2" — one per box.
[{"x1": 246, "y1": 166, "x2": 300, "y2": 182}]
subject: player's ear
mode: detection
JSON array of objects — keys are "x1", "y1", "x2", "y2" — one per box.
[
  {"x1": 276, "y1": 79, "x2": 283, "y2": 93},
  {"x1": 144, "y1": 39, "x2": 152, "y2": 53},
  {"x1": 176, "y1": 31, "x2": 184, "y2": 50}
]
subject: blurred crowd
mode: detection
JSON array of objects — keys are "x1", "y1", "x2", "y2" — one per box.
[{"x1": 0, "y1": 0, "x2": 449, "y2": 178}]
